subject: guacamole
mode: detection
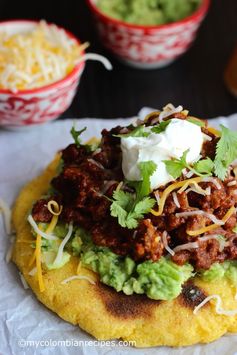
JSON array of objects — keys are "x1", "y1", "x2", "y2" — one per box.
[
  {"x1": 97, "y1": 0, "x2": 201, "y2": 26},
  {"x1": 34, "y1": 223, "x2": 237, "y2": 301}
]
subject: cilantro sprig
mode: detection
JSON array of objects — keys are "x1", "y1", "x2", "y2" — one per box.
[
  {"x1": 114, "y1": 125, "x2": 150, "y2": 138},
  {"x1": 115, "y1": 119, "x2": 172, "y2": 139},
  {"x1": 163, "y1": 150, "x2": 214, "y2": 179},
  {"x1": 110, "y1": 161, "x2": 156, "y2": 229},
  {"x1": 214, "y1": 125, "x2": 237, "y2": 180},
  {"x1": 151, "y1": 119, "x2": 171, "y2": 134},
  {"x1": 70, "y1": 125, "x2": 99, "y2": 152},
  {"x1": 71, "y1": 126, "x2": 87, "y2": 147}
]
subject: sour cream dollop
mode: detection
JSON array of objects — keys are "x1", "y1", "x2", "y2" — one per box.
[{"x1": 121, "y1": 119, "x2": 204, "y2": 189}]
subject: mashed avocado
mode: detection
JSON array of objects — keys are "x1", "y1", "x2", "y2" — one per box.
[
  {"x1": 81, "y1": 247, "x2": 193, "y2": 300},
  {"x1": 200, "y1": 261, "x2": 237, "y2": 284},
  {"x1": 34, "y1": 223, "x2": 237, "y2": 300},
  {"x1": 97, "y1": 0, "x2": 201, "y2": 26}
]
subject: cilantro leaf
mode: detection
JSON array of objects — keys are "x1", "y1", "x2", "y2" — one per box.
[
  {"x1": 70, "y1": 126, "x2": 87, "y2": 147},
  {"x1": 136, "y1": 161, "x2": 157, "y2": 200},
  {"x1": 111, "y1": 189, "x2": 132, "y2": 210},
  {"x1": 187, "y1": 117, "x2": 205, "y2": 127},
  {"x1": 193, "y1": 158, "x2": 214, "y2": 175},
  {"x1": 214, "y1": 125, "x2": 237, "y2": 180},
  {"x1": 110, "y1": 190, "x2": 133, "y2": 228},
  {"x1": 125, "y1": 197, "x2": 156, "y2": 229},
  {"x1": 163, "y1": 150, "x2": 189, "y2": 179},
  {"x1": 114, "y1": 125, "x2": 150, "y2": 138},
  {"x1": 163, "y1": 160, "x2": 184, "y2": 179},
  {"x1": 110, "y1": 161, "x2": 157, "y2": 229},
  {"x1": 132, "y1": 197, "x2": 156, "y2": 219},
  {"x1": 164, "y1": 150, "x2": 214, "y2": 179},
  {"x1": 151, "y1": 120, "x2": 171, "y2": 134}
]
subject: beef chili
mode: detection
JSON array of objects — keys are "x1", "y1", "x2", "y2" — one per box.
[{"x1": 31, "y1": 110, "x2": 237, "y2": 271}]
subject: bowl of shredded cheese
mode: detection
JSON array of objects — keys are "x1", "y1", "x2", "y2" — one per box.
[{"x1": 0, "y1": 20, "x2": 112, "y2": 128}]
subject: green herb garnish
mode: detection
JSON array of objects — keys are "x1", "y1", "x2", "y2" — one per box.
[
  {"x1": 214, "y1": 125, "x2": 237, "y2": 180},
  {"x1": 151, "y1": 120, "x2": 171, "y2": 134},
  {"x1": 163, "y1": 150, "x2": 214, "y2": 179},
  {"x1": 110, "y1": 161, "x2": 156, "y2": 229},
  {"x1": 70, "y1": 125, "x2": 99, "y2": 152},
  {"x1": 114, "y1": 125, "x2": 150, "y2": 138},
  {"x1": 70, "y1": 126, "x2": 87, "y2": 147}
]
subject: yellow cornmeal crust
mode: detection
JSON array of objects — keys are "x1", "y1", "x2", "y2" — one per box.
[{"x1": 12, "y1": 154, "x2": 237, "y2": 347}]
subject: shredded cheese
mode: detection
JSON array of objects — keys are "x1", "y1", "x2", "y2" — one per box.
[
  {"x1": 187, "y1": 206, "x2": 236, "y2": 236},
  {"x1": 28, "y1": 251, "x2": 36, "y2": 268},
  {"x1": 173, "y1": 235, "x2": 226, "y2": 253},
  {"x1": 36, "y1": 231, "x2": 45, "y2": 292},
  {"x1": 28, "y1": 210, "x2": 59, "y2": 275},
  {"x1": 194, "y1": 295, "x2": 237, "y2": 316},
  {"x1": 159, "y1": 103, "x2": 183, "y2": 121},
  {"x1": 0, "y1": 20, "x2": 89, "y2": 91},
  {"x1": 52, "y1": 222, "x2": 73, "y2": 266},
  {"x1": 47, "y1": 200, "x2": 62, "y2": 216},
  {"x1": 207, "y1": 127, "x2": 221, "y2": 137},
  {"x1": 61, "y1": 275, "x2": 96, "y2": 285},
  {"x1": 172, "y1": 192, "x2": 180, "y2": 208},
  {"x1": 151, "y1": 177, "x2": 203, "y2": 216},
  {"x1": 203, "y1": 133, "x2": 212, "y2": 141},
  {"x1": 27, "y1": 214, "x2": 58, "y2": 240},
  {"x1": 19, "y1": 272, "x2": 29, "y2": 290},
  {"x1": 77, "y1": 261, "x2": 82, "y2": 275},
  {"x1": 176, "y1": 210, "x2": 224, "y2": 226},
  {"x1": 202, "y1": 177, "x2": 222, "y2": 190},
  {"x1": 5, "y1": 235, "x2": 15, "y2": 263},
  {"x1": 0, "y1": 197, "x2": 11, "y2": 235},
  {"x1": 162, "y1": 231, "x2": 175, "y2": 256},
  {"x1": 227, "y1": 181, "x2": 237, "y2": 187},
  {"x1": 76, "y1": 53, "x2": 112, "y2": 71},
  {"x1": 28, "y1": 267, "x2": 37, "y2": 276},
  {"x1": 173, "y1": 241, "x2": 199, "y2": 253}
]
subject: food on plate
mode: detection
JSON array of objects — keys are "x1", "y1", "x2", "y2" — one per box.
[
  {"x1": 0, "y1": 20, "x2": 111, "y2": 92},
  {"x1": 12, "y1": 104, "x2": 237, "y2": 347},
  {"x1": 96, "y1": 0, "x2": 201, "y2": 26}
]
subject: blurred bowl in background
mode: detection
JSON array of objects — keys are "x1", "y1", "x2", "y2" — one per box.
[
  {"x1": 87, "y1": 0, "x2": 210, "y2": 69},
  {"x1": 0, "y1": 20, "x2": 85, "y2": 128}
]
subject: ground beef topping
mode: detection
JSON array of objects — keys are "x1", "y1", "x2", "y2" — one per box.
[{"x1": 31, "y1": 115, "x2": 237, "y2": 272}]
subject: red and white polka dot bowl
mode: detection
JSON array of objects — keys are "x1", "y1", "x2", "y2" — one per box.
[
  {"x1": 87, "y1": 0, "x2": 210, "y2": 69},
  {"x1": 0, "y1": 20, "x2": 85, "y2": 128}
]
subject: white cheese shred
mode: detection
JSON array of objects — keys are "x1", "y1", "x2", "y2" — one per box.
[
  {"x1": 53, "y1": 222, "x2": 73, "y2": 266},
  {"x1": 176, "y1": 210, "x2": 224, "y2": 226},
  {"x1": 5, "y1": 237, "x2": 15, "y2": 263},
  {"x1": 61, "y1": 275, "x2": 96, "y2": 285},
  {"x1": 203, "y1": 133, "x2": 212, "y2": 141},
  {"x1": 159, "y1": 103, "x2": 183, "y2": 121},
  {"x1": 154, "y1": 190, "x2": 160, "y2": 206},
  {"x1": 162, "y1": 231, "x2": 175, "y2": 256},
  {"x1": 227, "y1": 181, "x2": 237, "y2": 187},
  {"x1": 194, "y1": 295, "x2": 237, "y2": 316},
  {"x1": 173, "y1": 241, "x2": 199, "y2": 252},
  {"x1": 19, "y1": 272, "x2": 29, "y2": 290},
  {"x1": 76, "y1": 53, "x2": 112, "y2": 71},
  {"x1": 172, "y1": 192, "x2": 180, "y2": 208},
  {"x1": 28, "y1": 267, "x2": 37, "y2": 276},
  {"x1": 185, "y1": 171, "x2": 194, "y2": 179},
  {"x1": 202, "y1": 177, "x2": 222, "y2": 190},
  {"x1": 0, "y1": 197, "x2": 12, "y2": 235},
  {"x1": 27, "y1": 215, "x2": 58, "y2": 240},
  {"x1": 173, "y1": 235, "x2": 227, "y2": 253}
]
